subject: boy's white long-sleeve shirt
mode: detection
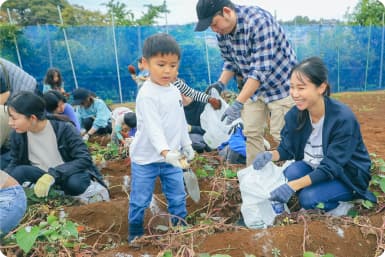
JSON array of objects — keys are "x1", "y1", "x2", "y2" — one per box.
[{"x1": 130, "y1": 80, "x2": 191, "y2": 165}]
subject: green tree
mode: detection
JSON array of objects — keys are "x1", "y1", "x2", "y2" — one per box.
[
  {"x1": 103, "y1": 0, "x2": 169, "y2": 26},
  {"x1": 102, "y1": 0, "x2": 135, "y2": 25},
  {"x1": 281, "y1": 15, "x2": 318, "y2": 25},
  {"x1": 1, "y1": 0, "x2": 69, "y2": 25},
  {"x1": 346, "y1": 0, "x2": 385, "y2": 26},
  {"x1": 135, "y1": 3, "x2": 169, "y2": 26},
  {"x1": 61, "y1": 5, "x2": 107, "y2": 25}
]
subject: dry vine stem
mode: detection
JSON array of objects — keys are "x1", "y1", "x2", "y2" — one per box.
[{"x1": 297, "y1": 214, "x2": 309, "y2": 253}]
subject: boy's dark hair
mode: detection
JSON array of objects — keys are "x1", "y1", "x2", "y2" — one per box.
[
  {"x1": 123, "y1": 112, "x2": 137, "y2": 128},
  {"x1": 138, "y1": 57, "x2": 143, "y2": 64},
  {"x1": 142, "y1": 33, "x2": 181, "y2": 60},
  {"x1": 43, "y1": 90, "x2": 67, "y2": 113},
  {"x1": 44, "y1": 68, "x2": 63, "y2": 89}
]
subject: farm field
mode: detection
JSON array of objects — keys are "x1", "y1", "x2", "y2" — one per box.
[{"x1": 2, "y1": 91, "x2": 385, "y2": 257}]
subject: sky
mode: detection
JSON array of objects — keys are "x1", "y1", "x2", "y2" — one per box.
[
  {"x1": 64, "y1": 0, "x2": 385, "y2": 25},
  {"x1": 0, "y1": 0, "x2": 384, "y2": 24}
]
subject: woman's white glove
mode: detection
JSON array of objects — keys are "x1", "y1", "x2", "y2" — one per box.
[
  {"x1": 165, "y1": 150, "x2": 183, "y2": 168},
  {"x1": 182, "y1": 145, "x2": 195, "y2": 161},
  {"x1": 82, "y1": 133, "x2": 89, "y2": 142}
]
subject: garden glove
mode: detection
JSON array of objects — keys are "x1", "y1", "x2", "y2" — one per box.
[
  {"x1": 221, "y1": 100, "x2": 243, "y2": 125},
  {"x1": 82, "y1": 133, "x2": 89, "y2": 142},
  {"x1": 34, "y1": 174, "x2": 55, "y2": 198},
  {"x1": 182, "y1": 145, "x2": 195, "y2": 161},
  {"x1": 205, "y1": 81, "x2": 225, "y2": 95},
  {"x1": 208, "y1": 97, "x2": 221, "y2": 110},
  {"x1": 252, "y1": 151, "x2": 272, "y2": 170},
  {"x1": 165, "y1": 150, "x2": 183, "y2": 168},
  {"x1": 269, "y1": 184, "x2": 295, "y2": 203},
  {"x1": 128, "y1": 65, "x2": 137, "y2": 75}
]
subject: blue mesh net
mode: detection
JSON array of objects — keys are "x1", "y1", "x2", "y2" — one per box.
[{"x1": 1, "y1": 24, "x2": 384, "y2": 102}]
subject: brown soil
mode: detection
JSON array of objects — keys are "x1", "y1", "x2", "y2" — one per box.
[{"x1": 64, "y1": 91, "x2": 385, "y2": 257}]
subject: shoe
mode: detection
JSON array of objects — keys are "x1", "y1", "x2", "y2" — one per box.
[
  {"x1": 73, "y1": 181, "x2": 110, "y2": 204},
  {"x1": 128, "y1": 236, "x2": 142, "y2": 249},
  {"x1": 326, "y1": 201, "x2": 354, "y2": 216}
]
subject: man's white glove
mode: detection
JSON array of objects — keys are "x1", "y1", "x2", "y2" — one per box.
[
  {"x1": 80, "y1": 128, "x2": 87, "y2": 135},
  {"x1": 182, "y1": 145, "x2": 195, "y2": 161},
  {"x1": 82, "y1": 133, "x2": 89, "y2": 142},
  {"x1": 165, "y1": 150, "x2": 183, "y2": 168}
]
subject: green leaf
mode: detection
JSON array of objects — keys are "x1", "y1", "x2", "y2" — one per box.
[
  {"x1": 379, "y1": 177, "x2": 385, "y2": 193},
  {"x1": 47, "y1": 215, "x2": 58, "y2": 224},
  {"x1": 362, "y1": 200, "x2": 374, "y2": 209},
  {"x1": 162, "y1": 250, "x2": 172, "y2": 257},
  {"x1": 62, "y1": 221, "x2": 78, "y2": 238},
  {"x1": 316, "y1": 202, "x2": 325, "y2": 209},
  {"x1": 322, "y1": 254, "x2": 335, "y2": 257},
  {"x1": 223, "y1": 169, "x2": 237, "y2": 179},
  {"x1": 196, "y1": 168, "x2": 208, "y2": 178},
  {"x1": 198, "y1": 254, "x2": 210, "y2": 257},
  {"x1": 347, "y1": 209, "x2": 358, "y2": 217},
  {"x1": 303, "y1": 252, "x2": 316, "y2": 257},
  {"x1": 16, "y1": 226, "x2": 40, "y2": 254}
]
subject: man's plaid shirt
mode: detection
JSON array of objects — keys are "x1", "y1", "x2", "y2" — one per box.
[{"x1": 217, "y1": 5, "x2": 297, "y2": 103}]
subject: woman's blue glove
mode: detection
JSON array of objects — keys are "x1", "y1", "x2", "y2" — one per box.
[
  {"x1": 269, "y1": 184, "x2": 295, "y2": 203},
  {"x1": 252, "y1": 151, "x2": 272, "y2": 170},
  {"x1": 221, "y1": 100, "x2": 243, "y2": 125}
]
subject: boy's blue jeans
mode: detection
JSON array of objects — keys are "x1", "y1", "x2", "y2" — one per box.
[
  {"x1": 0, "y1": 185, "x2": 27, "y2": 237},
  {"x1": 284, "y1": 161, "x2": 355, "y2": 211},
  {"x1": 128, "y1": 162, "x2": 187, "y2": 238}
]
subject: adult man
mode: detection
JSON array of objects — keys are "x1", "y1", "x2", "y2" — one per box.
[
  {"x1": 0, "y1": 57, "x2": 37, "y2": 168},
  {"x1": 195, "y1": 0, "x2": 297, "y2": 165}
]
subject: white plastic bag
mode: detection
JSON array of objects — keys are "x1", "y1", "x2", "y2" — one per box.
[
  {"x1": 237, "y1": 161, "x2": 293, "y2": 228},
  {"x1": 200, "y1": 88, "x2": 234, "y2": 149}
]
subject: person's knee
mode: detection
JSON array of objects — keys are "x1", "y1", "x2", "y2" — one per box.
[
  {"x1": 7, "y1": 166, "x2": 25, "y2": 183},
  {"x1": 284, "y1": 162, "x2": 311, "y2": 181},
  {"x1": 64, "y1": 174, "x2": 90, "y2": 196},
  {"x1": 298, "y1": 189, "x2": 318, "y2": 209}
]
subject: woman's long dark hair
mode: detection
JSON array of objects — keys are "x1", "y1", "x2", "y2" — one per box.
[
  {"x1": 44, "y1": 68, "x2": 63, "y2": 89},
  {"x1": 290, "y1": 57, "x2": 331, "y2": 131},
  {"x1": 7, "y1": 91, "x2": 46, "y2": 120}
]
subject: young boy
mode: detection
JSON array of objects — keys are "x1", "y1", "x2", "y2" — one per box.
[
  {"x1": 128, "y1": 33, "x2": 194, "y2": 243},
  {"x1": 128, "y1": 57, "x2": 149, "y2": 90}
]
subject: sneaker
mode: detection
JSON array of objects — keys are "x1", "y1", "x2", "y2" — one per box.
[
  {"x1": 73, "y1": 180, "x2": 110, "y2": 204},
  {"x1": 326, "y1": 201, "x2": 354, "y2": 216},
  {"x1": 128, "y1": 236, "x2": 142, "y2": 249}
]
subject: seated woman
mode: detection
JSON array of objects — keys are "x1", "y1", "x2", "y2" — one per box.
[
  {"x1": 72, "y1": 88, "x2": 112, "y2": 141},
  {"x1": 111, "y1": 107, "x2": 137, "y2": 146},
  {"x1": 43, "y1": 90, "x2": 81, "y2": 132},
  {"x1": 252, "y1": 57, "x2": 376, "y2": 215},
  {"x1": 0, "y1": 170, "x2": 26, "y2": 237},
  {"x1": 5, "y1": 91, "x2": 107, "y2": 199}
]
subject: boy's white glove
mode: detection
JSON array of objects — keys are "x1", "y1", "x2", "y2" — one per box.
[
  {"x1": 182, "y1": 145, "x2": 195, "y2": 161},
  {"x1": 165, "y1": 150, "x2": 183, "y2": 168}
]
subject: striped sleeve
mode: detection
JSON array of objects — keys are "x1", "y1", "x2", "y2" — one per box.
[{"x1": 174, "y1": 78, "x2": 210, "y2": 103}]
